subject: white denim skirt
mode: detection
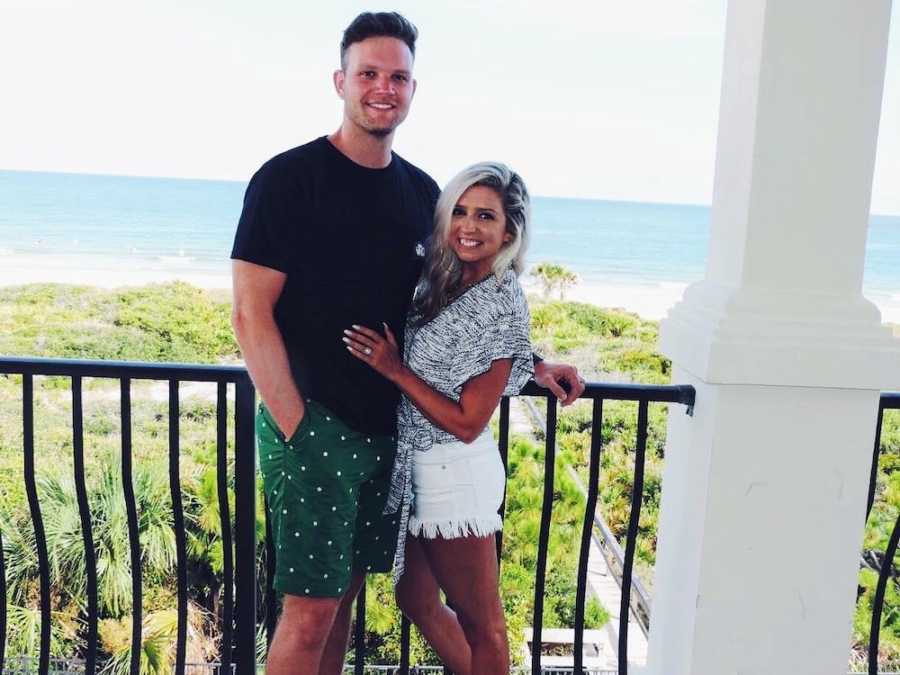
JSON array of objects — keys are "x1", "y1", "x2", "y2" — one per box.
[{"x1": 408, "y1": 430, "x2": 506, "y2": 539}]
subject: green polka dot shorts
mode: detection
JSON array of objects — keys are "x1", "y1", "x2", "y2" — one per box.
[{"x1": 257, "y1": 400, "x2": 399, "y2": 598}]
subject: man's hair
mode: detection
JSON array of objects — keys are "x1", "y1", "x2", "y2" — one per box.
[{"x1": 340, "y1": 12, "x2": 418, "y2": 69}]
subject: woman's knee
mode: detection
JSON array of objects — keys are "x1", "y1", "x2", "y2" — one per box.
[
  {"x1": 395, "y1": 581, "x2": 440, "y2": 623},
  {"x1": 458, "y1": 610, "x2": 508, "y2": 649}
]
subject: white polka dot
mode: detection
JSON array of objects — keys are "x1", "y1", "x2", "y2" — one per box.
[
  {"x1": 376, "y1": 492, "x2": 381, "y2": 496},
  {"x1": 366, "y1": 565, "x2": 371, "y2": 570},
  {"x1": 327, "y1": 540, "x2": 332, "y2": 546},
  {"x1": 295, "y1": 532, "x2": 299, "y2": 537},
  {"x1": 313, "y1": 521, "x2": 318, "y2": 526},
  {"x1": 288, "y1": 475, "x2": 292, "y2": 480},
  {"x1": 326, "y1": 416, "x2": 331, "y2": 421},
  {"x1": 290, "y1": 567, "x2": 294, "y2": 573},
  {"x1": 323, "y1": 451, "x2": 328, "y2": 457},
  {"x1": 332, "y1": 506, "x2": 337, "y2": 511},
  {"x1": 337, "y1": 471, "x2": 341, "y2": 476},
  {"x1": 353, "y1": 454, "x2": 357, "y2": 459},
  {"x1": 273, "y1": 490, "x2": 277, "y2": 495},
  {"x1": 300, "y1": 498, "x2": 305, "y2": 503},
  {"x1": 262, "y1": 421, "x2": 267, "y2": 427},
  {"x1": 309, "y1": 431, "x2": 315, "y2": 436},
  {"x1": 376, "y1": 456, "x2": 381, "y2": 461},
  {"x1": 341, "y1": 435, "x2": 346, "y2": 441},
  {"x1": 367, "y1": 438, "x2": 371, "y2": 443},
  {"x1": 282, "y1": 509, "x2": 287, "y2": 515},
  {"x1": 309, "y1": 554, "x2": 314, "y2": 559},
  {"x1": 340, "y1": 554, "x2": 344, "y2": 559},
  {"x1": 338, "y1": 586, "x2": 341, "y2": 592},
  {"x1": 375, "y1": 536, "x2": 379, "y2": 541},
  {"x1": 268, "y1": 454, "x2": 272, "y2": 459},
  {"x1": 344, "y1": 522, "x2": 348, "y2": 526},
  {"x1": 366, "y1": 521, "x2": 371, "y2": 526},
  {"x1": 301, "y1": 466, "x2": 306, "y2": 471},
  {"x1": 324, "y1": 573, "x2": 328, "y2": 579},
  {"x1": 305, "y1": 588, "x2": 310, "y2": 593},
  {"x1": 281, "y1": 471, "x2": 285, "y2": 476}
]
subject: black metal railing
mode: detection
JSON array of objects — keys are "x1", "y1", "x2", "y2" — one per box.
[
  {"x1": 0, "y1": 356, "x2": 258, "y2": 675},
  {"x1": 0, "y1": 356, "x2": 695, "y2": 675},
  {"x1": 867, "y1": 392, "x2": 900, "y2": 675}
]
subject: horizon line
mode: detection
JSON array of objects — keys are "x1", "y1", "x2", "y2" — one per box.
[{"x1": 3, "y1": 166, "x2": 900, "y2": 219}]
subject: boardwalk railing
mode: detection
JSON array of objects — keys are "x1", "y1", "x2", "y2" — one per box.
[
  {"x1": 0, "y1": 357, "x2": 698, "y2": 674},
  {"x1": 866, "y1": 392, "x2": 900, "y2": 675}
]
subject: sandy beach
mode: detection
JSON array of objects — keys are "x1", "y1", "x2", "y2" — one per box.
[{"x1": 2, "y1": 252, "x2": 899, "y2": 325}]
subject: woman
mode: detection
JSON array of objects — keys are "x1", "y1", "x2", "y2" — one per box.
[{"x1": 343, "y1": 162, "x2": 533, "y2": 673}]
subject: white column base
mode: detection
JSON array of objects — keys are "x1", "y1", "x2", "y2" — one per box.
[{"x1": 662, "y1": 280, "x2": 900, "y2": 390}]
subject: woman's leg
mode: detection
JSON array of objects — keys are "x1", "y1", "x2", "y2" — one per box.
[
  {"x1": 395, "y1": 534, "x2": 472, "y2": 674},
  {"x1": 420, "y1": 533, "x2": 509, "y2": 674}
]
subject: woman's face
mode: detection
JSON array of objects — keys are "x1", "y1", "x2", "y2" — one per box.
[{"x1": 448, "y1": 185, "x2": 512, "y2": 277}]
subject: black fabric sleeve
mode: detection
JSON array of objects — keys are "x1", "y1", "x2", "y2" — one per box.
[{"x1": 230, "y1": 158, "x2": 302, "y2": 273}]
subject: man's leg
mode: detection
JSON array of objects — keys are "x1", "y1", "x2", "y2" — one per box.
[
  {"x1": 266, "y1": 594, "x2": 341, "y2": 675},
  {"x1": 395, "y1": 535, "x2": 472, "y2": 674},
  {"x1": 318, "y1": 571, "x2": 367, "y2": 675}
]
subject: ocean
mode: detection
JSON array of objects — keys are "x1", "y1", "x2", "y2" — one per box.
[{"x1": 1, "y1": 169, "x2": 898, "y2": 320}]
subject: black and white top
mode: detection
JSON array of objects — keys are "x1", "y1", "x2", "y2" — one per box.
[{"x1": 384, "y1": 268, "x2": 534, "y2": 582}]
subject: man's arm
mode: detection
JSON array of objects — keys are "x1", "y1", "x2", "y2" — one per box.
[
  {"x1": 231, "y1": 259, "x2": 305, "y2": 438},
  {"x1": 533, "y1": 359, "x2": 585, "y2": 406}
]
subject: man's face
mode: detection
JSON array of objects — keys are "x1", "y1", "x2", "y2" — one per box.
[{"x1": 334, "y1": 37, "x2": 416, "y2": 137}]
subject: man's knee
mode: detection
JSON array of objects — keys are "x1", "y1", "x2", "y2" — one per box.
[{"x1": 279, "y1": 595, "x2": 341, "y2": 650}]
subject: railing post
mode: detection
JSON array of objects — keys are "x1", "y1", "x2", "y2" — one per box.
[{"x1": 234, "y1": 376, "x2": 257, "y2": 675}]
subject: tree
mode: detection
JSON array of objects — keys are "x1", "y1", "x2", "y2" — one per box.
[{"x1": 530, "y1": 263, "x2": 578, "y2": 300}]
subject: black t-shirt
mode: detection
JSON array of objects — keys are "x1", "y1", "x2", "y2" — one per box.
[{"x1": 231, "y1": 136, "x2": 440, "y2": 435}]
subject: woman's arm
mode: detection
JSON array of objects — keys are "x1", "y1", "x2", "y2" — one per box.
[{"x1": 344, "y1": 324, "x2": 510, "y2": 443}]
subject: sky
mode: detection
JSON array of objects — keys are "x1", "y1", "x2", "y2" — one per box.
[{"x1": 1, "y1": 1, "x2": 898, "y2": 213}]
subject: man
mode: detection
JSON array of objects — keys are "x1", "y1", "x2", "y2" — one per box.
[{"x1": 231, "y1": 12, "x2": 584, "y2": 674}]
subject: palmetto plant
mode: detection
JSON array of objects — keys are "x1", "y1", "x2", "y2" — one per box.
[
  {"x1": 1, "y1": 452, "x2": 178, "y2": 658},
  {"x1": 97, "y1": 603, "x2": 215, "y2": 675}
]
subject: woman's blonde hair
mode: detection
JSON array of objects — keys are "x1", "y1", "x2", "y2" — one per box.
[{"x1": 412, "y1": 162, "x2": 531, "y2": 323}]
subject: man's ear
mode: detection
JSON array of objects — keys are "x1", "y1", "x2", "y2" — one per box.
[
  {"x1": 333, "y1": 69, "x2": 345, "y2": 98},
  {"x1": 411, "y1": 78, "x2": 417, "y2": 99}
]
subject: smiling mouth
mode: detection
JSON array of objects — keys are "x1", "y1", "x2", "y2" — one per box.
[
  {"x1": 366, "y1": 102, "x2": 395, "y2": 111},
  {"x1": 458, "y1": 238, "x2": 482, "y2": 248}
]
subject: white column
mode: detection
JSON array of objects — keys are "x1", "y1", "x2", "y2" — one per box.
[{"x1": 645, "y1": 2, "x2": 900, "y2": 675}]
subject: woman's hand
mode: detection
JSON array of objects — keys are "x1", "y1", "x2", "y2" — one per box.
[{"x1": 343, "y1": 323, "x2": 405, "y2": 382}]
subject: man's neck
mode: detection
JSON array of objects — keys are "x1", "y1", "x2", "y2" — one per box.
[{"x1": 328, "y1": 124, "x2": 394, "y2": 169}]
